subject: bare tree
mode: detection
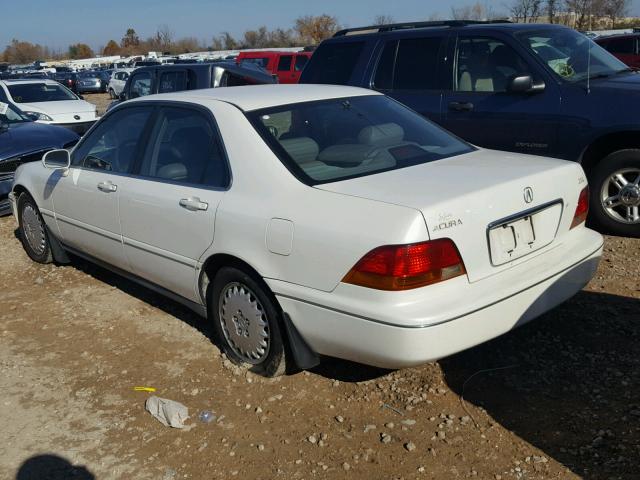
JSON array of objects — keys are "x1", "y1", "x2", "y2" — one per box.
[
  {"x1": 295, "y1": 14, "x2": 340, "y2": 45},
  {"x1": 373, "y1": 15, "x2": 395, "y2": 25},
  {"x1": 451, "y1": 2, "x2": 501, "y2": 20},
  {"x1": 547, "y1": 0, "x2": 559, "y2": 23},
  {"x1": 509, "y1": 0, "x2": 544, "y2": 22},
  {"x1": 602, "y1": 0, "x2": 630, "y2": 27}
]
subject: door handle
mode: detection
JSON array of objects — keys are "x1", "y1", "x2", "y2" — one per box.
[
  {"x1": 179, "y1": 197, "x2": 209, "y2": 211},
  {"x1": 97, "y1": 181, "x2": 117, "y2": 192},
  {"x1": 449, "y1": 101, "x2": 474, "y2": 112}
]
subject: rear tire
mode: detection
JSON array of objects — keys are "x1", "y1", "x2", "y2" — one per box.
[
  {"x1": 109, "y1": 88, "x2": 116, "y2": 99},
  {"x1": 17, "y1": 193, "x2": 53, "y2": 264},
  {"x1": 210, "y1": 266, "x2": 287, "y2": 377},
  {"x1": 588, "y1": 149, "x2": 640, "y2": 238}
]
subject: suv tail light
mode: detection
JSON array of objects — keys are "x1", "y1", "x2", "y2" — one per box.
[
  {"x1": 570, "y1": 186, "x2": 589, "y2": 229},
  {"x1": 342, "y1": 239, "x2": 466, "y2": 291}
]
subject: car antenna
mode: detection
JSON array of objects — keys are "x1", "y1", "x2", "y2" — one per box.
[{"x1": 586, "y1": 37, "x2": 592, "y2": 94}]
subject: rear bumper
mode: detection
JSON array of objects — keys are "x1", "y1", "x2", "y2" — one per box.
[
  {"x1": 77, "y1": 85, "x2": 103, "y2": 93},
  {"x1": 269, "y1": 228, "x2": 603, "y2": 368}
]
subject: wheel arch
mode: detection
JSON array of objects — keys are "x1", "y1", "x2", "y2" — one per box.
[{"x1": 580, "y1": 131, "x2": 640, "y2": 175}]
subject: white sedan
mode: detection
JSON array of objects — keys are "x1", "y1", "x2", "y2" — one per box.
[
  {"x1": 0, "y1": 79, "x2": 98, "y2": 135},
  {"x1": 9, "y1": 85, "x2": 603, "y2": 376}
]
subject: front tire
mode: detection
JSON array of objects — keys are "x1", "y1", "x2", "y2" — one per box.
[
  {"x1": 17, "y1": 194, "x2": 53, "y2": 264},
  {"x1": 109, "y1": 88, "x2": 116, "y2": 99},
  {"x1": 589, "y1": 149, "x2": 640, "y2": 238},
  {"x1": 210, "y1": 266, "x2": 287, "y2": 377}
]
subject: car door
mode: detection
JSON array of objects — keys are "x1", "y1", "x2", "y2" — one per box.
[
  {"x1": 440, "y1": 33, "x2": 561, "y2": 156},
  {"x1": 51, "y1": 106, "x2": 154, "y2": 270},
  {"x1": 369, "y1": 33, "x2": 448, "y2": 124},
  {"x1": 276, "y1": 54, "x2": 296, "y2": 84},
  {"x1": 117, "y1": 104, "x2": 230, "y2": 302}
]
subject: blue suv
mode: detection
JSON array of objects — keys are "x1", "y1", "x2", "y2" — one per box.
[{"x1": 300, "y1": 21, "x2": 640, "y2": 237}]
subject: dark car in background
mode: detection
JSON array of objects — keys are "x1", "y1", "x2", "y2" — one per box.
[
  {"x1": 52, "y1": 72, "x2": 78, "y2": 93},
  {"x1": 109, "y1": 61, "x2": 276, "y2": 110},
  {"x1": 595, "y1": 33, "x2": 640, "y2": 69},
  {"x1": 0, "y1": 102, "x2": 78, "y2": 215},
  {"x1": 300, "y1": 20, "x2": 640, "y2": 237}
]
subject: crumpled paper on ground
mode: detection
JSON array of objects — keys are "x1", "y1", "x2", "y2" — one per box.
[{"x1": 145, "y1": 396, "x2": 189, "y2": 428}]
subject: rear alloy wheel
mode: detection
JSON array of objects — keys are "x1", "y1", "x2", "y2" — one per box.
[
  {"x1": 590, "y1": 149, "x2": 640, "y2": 238},
  {"x1": 211, "y1": 267, "x2": 287, "y2": 377},
  {"x1": 18, "y1": 193, "x2": 53, "y2": 263}
]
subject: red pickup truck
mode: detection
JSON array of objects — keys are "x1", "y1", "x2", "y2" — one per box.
[
  {"x1": 236, "y1": 51, "x2": 312, "y2": 84},
  {"x1": 595, "y1": 34, "x2": 640, "y2": 69}
]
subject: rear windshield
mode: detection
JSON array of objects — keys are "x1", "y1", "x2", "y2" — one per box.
[
  {"x1": 8, "y1": 83, "x2": 77, "y2": 103},
  {"x1": 249, "y1": 95, "x2": 473, "y2": 185},
  {"x1": 300, "y1": 41, "x2": 364, "y2": 84}
]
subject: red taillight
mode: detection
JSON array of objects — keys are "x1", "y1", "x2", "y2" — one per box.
[
  {"x1": 570, "y1": 186, "x2": 589, "y2": 229},
  {"x1": 342, "y1": 239, "x2": 466, "y2": 291}
]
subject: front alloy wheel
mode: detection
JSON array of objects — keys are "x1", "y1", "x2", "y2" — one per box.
[{"x1": 18, "y1": 193, "x2": 53, "y2": 263}]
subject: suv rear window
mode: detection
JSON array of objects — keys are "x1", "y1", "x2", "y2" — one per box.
[
  {"x1": 249, "y1": 95, "x2": 473, "y2": 185},
  {"x1": 301, "y1": 42, "x2": 364, "y2": 85}
]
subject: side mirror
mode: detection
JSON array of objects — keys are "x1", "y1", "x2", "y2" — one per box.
[
  {"x1": 25, "y1": 112, "x2": 40, "y2": 121},
  {"x1": 42, "y1": 149, "x2": 71, "y2": 170},
  {"x1": 508, "y1": 75, "x2": 545, "y2": 94}
]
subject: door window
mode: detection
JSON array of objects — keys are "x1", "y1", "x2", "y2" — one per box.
[
  {"x1": 455, "y1": 37, "x2": 531, "y2": 92},
  {"x1": 301, "y1": 41, "x2": 364, "y2": 84},
  {"x1": 294, "y1": 55, "x2": 308, "y2": 71},
  {"x1": 138, "y1": 107, "x2": 229, "y2": 188},
  {"x1": 72, "y1": 107, "x2": 153, "y2": 173},
  {"x1": 278, "y1": 55, "x2": 293, "y2": 72},
  {"x1": 158, "y1": 71, "x2": 188, "y2": 93},
  {"x1": 129, "y1": 72, "x2": 152, "y2": 98}
]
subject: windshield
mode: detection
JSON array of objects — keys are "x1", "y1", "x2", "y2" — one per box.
[
  {"x1": 241, "y1": 57, "x2": 270, "y2": 68},
  {"x1": 0, "y1": 102, "x2": 31, "y2": 124},
  {"x1": 249, "y1": 95, "x2": 474, "y2": 185},
  {"x1": 517, "y1": 28, "x2": 630, "y2": 82},
  {"x1": 8, "y1": 83, "x2": 77, "y2": 103}
]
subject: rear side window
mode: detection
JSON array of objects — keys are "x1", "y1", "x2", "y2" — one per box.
[
  {"x1": 604, "y1": 37, "x2": 635, "y2": 54},
  {"x1": 158, "y1": 71, "x2": 188, "y2": 93},
  {"x1": 394, "y1": 37, "x2": 444, "y2": 90},
  {"x1": 301, "y1": 41, "x2": 364, "y2": 84},
  {"x1": 138, "y1": 107, "x2": 229, "y2": 188},
  {"x1": 278, "y1": 55, "x2": 293, "y2": 71}
]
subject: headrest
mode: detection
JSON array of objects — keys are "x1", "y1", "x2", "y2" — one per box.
[
  {"x1": 358, "y1": 123, "x2": 404, "y2": 147},
  {"x1": 280, "y1": 137, "x2": 319, "y2": 164},
  {"x1": 157, "y1": 162, "x2": 188, "y2": 181}
]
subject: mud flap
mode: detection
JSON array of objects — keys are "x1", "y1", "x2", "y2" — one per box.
[
  {"x1": 45, "y1": 225, "x2": 70, "y2": 264},
  {"x1": 282, "y1": 312, "x2": 320, "y2": 370}
]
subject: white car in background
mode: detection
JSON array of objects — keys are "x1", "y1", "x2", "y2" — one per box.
[
  {"x1": 9, "y1": 85, "x2": 603, "y2": 377},
  {"x1": 108, "y1": 68, "x2": 134, "y2": 99},
  {"x1": 0, "y1": 79, "x2": 98, "y2": 135}
]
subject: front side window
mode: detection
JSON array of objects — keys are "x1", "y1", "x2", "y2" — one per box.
[
  {"x1": 278, "y1": 55, "x2": 293, "y2": 71},
  {"x1": 71, "y1": 107, "x2": 152, "y2": 173},
  {"x1": 0, "y1": 103, "x2": 30, "y2": 124},
  {"x1": 158, "y1": 71, "x2": 188, "y2": 93},
  {"x1": 138, "y1": 107, "x2": 229, "y2": 187},
  {"x1": 300, "y1": 41, "x2": 364, "y2": 85},
  {"x1": 455, "y1": 36, "x2": 532, "y2": 92},
  {"x1": 250, "y1": 95, "x2": 473, "y2": 185},
  {"x1": 517, "y1": 28, "x2": 629, "y2": 82},
  {"x1": 604, "y1": 37, "x2": 635, "y2": 54},
  {"x1": 130, "y1": 72, "x2": 152, "y2": 98},
  {"x1": 8, "y1": 83, "x2": 77, "y2": 103}
]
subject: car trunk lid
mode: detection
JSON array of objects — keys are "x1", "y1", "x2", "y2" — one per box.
[{"x1": 315, "y1": 149, "x2": 586, "y2": 282}]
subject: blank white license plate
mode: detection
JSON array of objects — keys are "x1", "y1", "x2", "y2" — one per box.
[{"x1": 488, "y1": 203, "x2": 562, "y2": 266}]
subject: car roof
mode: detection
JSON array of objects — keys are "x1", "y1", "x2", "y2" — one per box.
[
  {"x1": 595, "y1": 33, "x2": 639, "y2": 40},
  {"x1": 129, "y1": 84, "x2": 382, "y2": 112},
  {"x1": 0, "y1": 78, "x2": 58, "y2": 85}
]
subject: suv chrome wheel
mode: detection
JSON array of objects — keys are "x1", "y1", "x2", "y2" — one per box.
[
  {"x1": 600, "y1": 168, "x2": 640, "y2": 224},
  {"x1": 219, "y1": 282, "x2": 270, "y2": 364},
  {"x1": 22, "y1": 204, "x2": 47, "y2": 255}
]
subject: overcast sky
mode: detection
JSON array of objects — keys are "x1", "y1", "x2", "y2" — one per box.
[{"x1": 4, "y1": 0, "x2": 640, "y2": 51}]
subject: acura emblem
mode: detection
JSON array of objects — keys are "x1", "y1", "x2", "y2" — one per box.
[
  {"x1": 74, "y1": 115, "x2": 81, "y2": 120},
  {"x1": 523, "y1": 187, "x2": 534, "y2": 204}
]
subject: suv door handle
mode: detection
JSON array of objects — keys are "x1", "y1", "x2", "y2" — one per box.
[
  {"x1": 449, "y1": 101, "x2": 474, "y2": 112},
  {"x1": 97, "y1": 181, "x2": 117, "y2": 193},
  {"x1": 179, "y1": 197, "x2": 209, "y2": 211}
]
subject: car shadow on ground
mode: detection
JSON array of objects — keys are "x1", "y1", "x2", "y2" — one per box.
[
  {"x1": 16, "y1": 454, "x2": 94, "y2": 480},
  {"x1": 440, "y1": 290, "x2": 639, "y2": 480}
]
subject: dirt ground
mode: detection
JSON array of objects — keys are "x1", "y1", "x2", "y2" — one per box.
[
  {"x1": 0, "y1": 213, "x2": 638, "y2": 480},
  {"x1": 1, "y1": 93, "x2": 639, "y2": 479},
  {"x1": 88, "y1": 93, "x2": 112, "y2": 116}
]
